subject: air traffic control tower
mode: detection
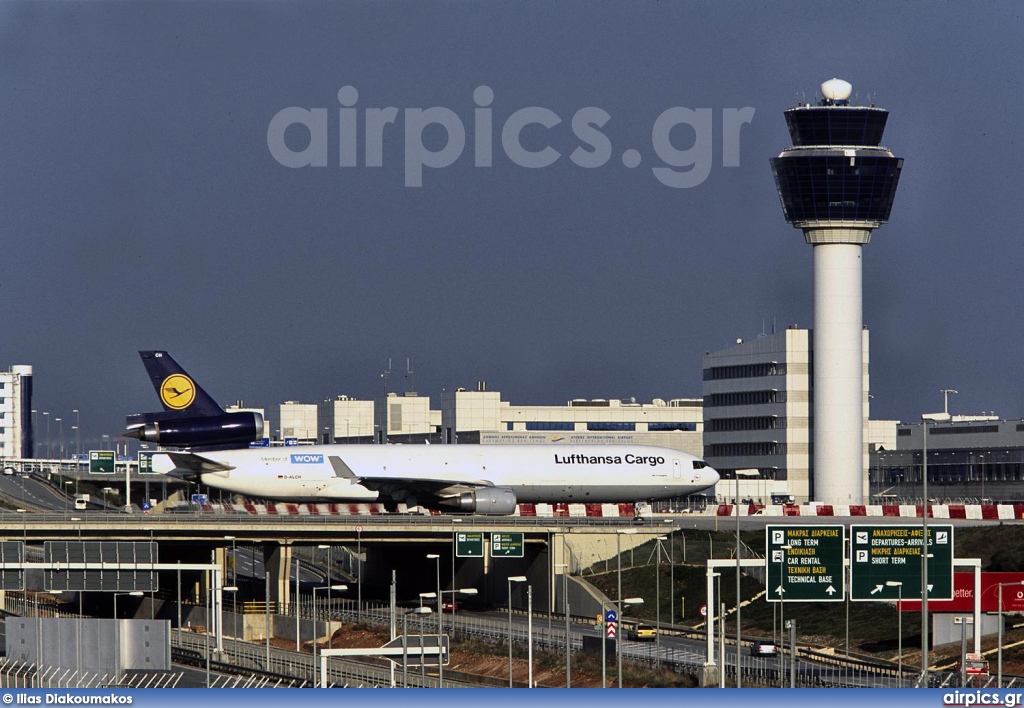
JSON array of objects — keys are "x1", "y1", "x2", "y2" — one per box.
[{"x1": 770, "y1": 78, "x2": 903, "y2": 504}]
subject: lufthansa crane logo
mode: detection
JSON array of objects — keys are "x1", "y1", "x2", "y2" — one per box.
[{"x1": 160, "y1": 374, "x2": 196, "y2": 410}]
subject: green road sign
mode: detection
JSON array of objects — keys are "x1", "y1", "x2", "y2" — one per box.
[
  {"x1": 89, "y1": 450, "x2": 115, "y2": 474},
  {"x1": 455, "y1": 532, "x2": 484, "y2": 558},
  {"x1": 491, "y1": 532, "x2": 524, "y2": 558},
  {"x1": 138, "y1": 451, "x2": 156, "y2": 474},
  {"x1": 766, "y1": 525, "x2": 845, "y2": 602},
  {"x1": 850, "y1": 524, "x2": 954, "y2": 601}
]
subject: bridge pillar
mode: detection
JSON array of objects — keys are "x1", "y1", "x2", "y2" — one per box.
[{"x1": 264, "y1": 541, "x2": 290, "y2": 611}]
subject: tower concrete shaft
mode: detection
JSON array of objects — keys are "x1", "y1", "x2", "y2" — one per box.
[{"x1": 770, "y1": 78, "x2": 903, "y2": 503}]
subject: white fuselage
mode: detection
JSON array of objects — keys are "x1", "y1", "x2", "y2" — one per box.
[{"x1": 153, "y1": 444, "x2": 718, "y2": 504}]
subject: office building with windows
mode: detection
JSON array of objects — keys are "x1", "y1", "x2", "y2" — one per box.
[
  {"x1": 441, "y1": 383, "x2": 703, "y2": 456},
  {"x1": 870, "y1": 416, "x2": 1024, "y2": 502},
  {"x1": 702, "y1": 327, "x2": 871, "y2": 503},
  {"x1": 0, "y1": 365, "x2": 33, "y2": 459}
]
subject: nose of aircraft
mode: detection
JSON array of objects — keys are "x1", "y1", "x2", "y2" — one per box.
[{"x1": 704, "y1": 464, "x2": 720, "y2": 488}]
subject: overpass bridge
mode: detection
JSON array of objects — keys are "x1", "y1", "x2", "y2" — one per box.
[{"x1": 0, "y1": 511, "x2": 677, "y2": 627}]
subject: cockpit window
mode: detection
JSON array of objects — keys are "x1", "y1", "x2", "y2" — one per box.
[{"x1": 693, "y1": 460, "x2": 707, "y2": 469}]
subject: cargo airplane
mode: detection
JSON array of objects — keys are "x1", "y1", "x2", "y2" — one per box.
[{"x1": 129, "y1": 351, "x2": 719, "y2": 514}]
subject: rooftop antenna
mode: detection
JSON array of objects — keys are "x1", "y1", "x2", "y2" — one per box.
[
  {"x1": 381, "y1": 357, "x2": 392, "y2": 396},
  {"x1": 406, "y1": 357, "x2": 415, "y2": 394},
  {"x1": 940, "y1": 389, "x2": 958, "y2": 417}
]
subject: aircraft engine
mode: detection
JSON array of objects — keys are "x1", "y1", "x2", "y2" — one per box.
[
  {"x1": 125, "y1": 412, "x2": 264, "y2": 447},
  {"x1": 445, "y1": 487, "x2": 518, "y2": 515}
]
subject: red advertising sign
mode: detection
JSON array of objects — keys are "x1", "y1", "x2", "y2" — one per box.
[{"x1": 899, "y1": 572, "x2": 1024, "y2": 612}]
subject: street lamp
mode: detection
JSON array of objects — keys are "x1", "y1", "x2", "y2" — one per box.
[
  {"x1": 114, "y1": 590, "x2": 144, "y2": 619},
  {"x1": 426, "y1": 553, "x2": 442, "y2": 686},
  {"x1": 402, "y1": 606, "x2": 432, "y2": 688},
  {"x1": 507, "y1": 575, "x2": 527, "y2": 687},
  {"x1": 224, "y1": 537, "x2": 237, "y2": 637},
  {"x1": 997, "y1": 580, "x2": 1024, "y2": 686},
  {"x1": 776, "y1": 543, "x2": 792, "y2": 683},
  {"x1": 73, "y1": 410, "x2": 80, "y2": 458},
  {"x1": 554, "y1": 563, "x2": 571, "y2": 687},
  {"x1": 734, "y1": 468, "x2": 759, "y2": 688},
  {"x1": 317, "y1": 544, "x2": 332, "y2": 615},
  {"x1": 56, "y1": 417, "x2": 63, "y2": 460},
  {"x1": 655, "y1": 536, "x2": 667, "y2": 666},
  {"x1": 601, "y1": 596, "x2": 643, "y2": 688},
  {"x1": 43, "y1": 412, "x2": 50, "y2": 459},
  {"x1": 886, "y1": 581, "x2": 903, "y2": 680},
  {"x1": 313, "y1": 584, "x2": 347, "y2": 687},
  {"x1": 920, "y1": 411, "x2": 949, "y2": 684},
  {"x1": 615, "y1": 528, "x2": 638, "y2": 688}
]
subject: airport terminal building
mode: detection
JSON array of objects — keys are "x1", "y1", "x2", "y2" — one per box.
[{"x1": 870, "y1": 416, "x2": 1024, "y2": 502}]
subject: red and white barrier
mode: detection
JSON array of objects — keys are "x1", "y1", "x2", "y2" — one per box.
[
  {"x1": 171, "y1": 502, "x2": 639, "y2": 517},
  {"x1": 711, "y1": 503, "x2": 1024, "y2": 519}
]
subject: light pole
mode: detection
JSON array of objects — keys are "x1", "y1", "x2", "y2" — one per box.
[
  {"x1": 43, "y1": 412, "x2": 50, "y2": 459},
  {"x1": 920, "y1": 412, "x2": 950, "y2": 684},
  {"x1": 426, "y1": 553, "x2": 442, "y2": 686},
  {"x1": 776, "y1": 543, "x2": 792, "y2": 683},
  {"x1": 401, "y1": 606, "x2": 432, "y2": 687},
  {"x1": 554, "y1": 563, "x2": 571, "y2": 687},
  {"x1": 224, "y1": 537, "x2": 237, "y2": 637},
  {"x1": 615, "y1": 528, "x2": 638, "y2": 688},
  {"x1": 602, "y1": 597, "x2": 642, "y2": 688},
  {"x1": 734, "y1": 468, "x2": 758, "y2": 688},
  {"x1": 114, "y1": 590, "x2": 143, "y2": 619},
  {"x1": 997, "y1": 580, "x2": 1024, "y2": 686},
  {"x1": 440, "y1": 587, "x2": 478, "y2": 634},
  {"x1": 56, "y1": 417, "x2": 63, "y2": 460},
  {"x1": 317, "y1": 544, "x2": 331, "y2": 614},
  {"x1": 507, "y1": 575, "x2": 527, "y2": 687},
  {"x1": 313, "y1": 584, "x2": 347, "y2": 687},
  {"x1": 655, "y1": 536, "x2": 667, "y2": 666},
  {"x1": 73, "y1": 409, "x2": 80, "y2": 458},
  {"x1": 886, "y1": 581, "x2": 903, "y2": 680}
]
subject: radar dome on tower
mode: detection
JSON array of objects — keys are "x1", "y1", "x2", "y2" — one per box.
[{"x1": 821, "y1": 78, "x2": 853, "y2": 102}]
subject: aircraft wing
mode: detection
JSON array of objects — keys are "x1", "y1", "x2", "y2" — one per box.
[
  {"x1": 153, "y1": 451, "x2": 235, "y2": 482},
  {"x1": 327, "y1": 455, "x2": 492, "y2": 504}
]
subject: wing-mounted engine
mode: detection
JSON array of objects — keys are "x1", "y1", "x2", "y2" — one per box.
[
  {"x1": 125, "y1": 412, "x2": 264, "y2": 447},
  {"x1": 439, "y1": 487, "x2": 517, "y2": 515}
]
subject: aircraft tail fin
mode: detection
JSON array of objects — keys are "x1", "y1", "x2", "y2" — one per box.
[{"x1": 139, "y1": 351, "x2": 225, "y2": 418}]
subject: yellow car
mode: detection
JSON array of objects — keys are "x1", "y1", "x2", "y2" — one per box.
[{"x1": 628, "y1": 624, "x2": 657, "y2": 641}]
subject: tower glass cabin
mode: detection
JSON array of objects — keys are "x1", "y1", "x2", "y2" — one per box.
[{"x1": 769, "y1": 78, "x2": 902, "y2": 503}]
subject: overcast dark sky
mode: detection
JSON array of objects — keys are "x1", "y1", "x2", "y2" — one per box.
[{"x1": 2, "y1": 2, "x2": 1023, "y2": 448}]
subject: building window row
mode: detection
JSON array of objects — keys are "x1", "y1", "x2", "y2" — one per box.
[
  {"x1": 587, "y1": 422, "x2": 636, "y2": 431},
  {"x1": 930, "y1": 425, "x2": 1000, "y2": 435},
  {"x1": 525, "y1": 422, "x2": 575, "y2": 431},
  {"x1": 703, "y1": 363, "x2": 785, "y2": 381},
  {"x1": 706, "y1": 441, "x2": 785, "y2": 457},
  {"x1": 647, "y1": 422, "x2": 697, "y2": 432},
  {"x1": 704, "y1": 391, "x2": 784, "y2": 407},
  {"x1": 707, "y1": 416, "x2": 781, "y2": 432}
]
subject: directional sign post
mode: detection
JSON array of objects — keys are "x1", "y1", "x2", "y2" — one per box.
[
  {"x1": 850, "y1": 524, "x2": 954, "y2": 601},
  {"x1": 491, "y1": 532, "x2": 524, "y2": 558},
  {"x1": 455, "y1": 532, "x2": 484, "y2": 558},
  {"x1": 766, "y1": 525, "x2": 845, "y2": 602},
  {"x1": 605, "y1": 609, "x2": 617, "y2": 638},
  {"x1": 89, "y1": 450, "x2": 115, "y2": 474}
]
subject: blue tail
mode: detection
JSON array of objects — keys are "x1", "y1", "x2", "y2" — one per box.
[{"x1": 138, "y1": 351, "x2": 224, "y2": 418}]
